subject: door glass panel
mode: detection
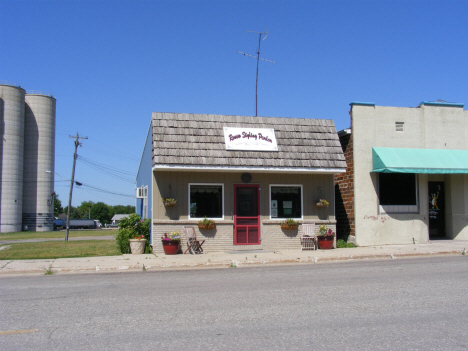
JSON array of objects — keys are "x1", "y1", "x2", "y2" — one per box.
[
  {"x1": 236, "y1": 187, "x2": 258, "y2": 217},
  {"x1": 428, "y1": 182, "x2": 445, "y2": 238}
]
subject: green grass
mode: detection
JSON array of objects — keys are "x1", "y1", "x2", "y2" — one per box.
[
  {"x1": 0, "y1": 240, "x2": 121, "y2": 260},
  {"x1": 0, "y1": 229, "x2": 118, "y2": 241},
  {"x1": 43, "y1": 265, "x2": 55, "y2": 275}
]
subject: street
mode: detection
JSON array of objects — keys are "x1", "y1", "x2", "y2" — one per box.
[{"x1": 1, "y1": 256, "x2": 467, "y2": 350}]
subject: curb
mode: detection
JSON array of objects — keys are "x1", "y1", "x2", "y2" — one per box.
[{"x1": 0, "y1": 249, "x2": 465, "y2": 276}]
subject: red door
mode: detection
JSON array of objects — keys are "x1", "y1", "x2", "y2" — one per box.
[{"x1": 234, "y1": 184, "x2": 260, "y2": 245}]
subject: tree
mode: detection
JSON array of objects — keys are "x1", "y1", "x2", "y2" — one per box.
[
  {"x1": 63, "y1": 206, "x2": 81, "y2": 220},
  {"x1": 91, "y1": 202, "x2": 112, "y2": 224},
  {"x1": 54, "y1": 194, "x2": 63, "y2": 217},
  {"x1": 112, "y1": 205, "x2": 135, "y2": 214},
  {"x1": 78, "y1": 201, "x2": 95, "y2": 219}
]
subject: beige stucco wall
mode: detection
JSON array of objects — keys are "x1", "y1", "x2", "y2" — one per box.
[
  {"x1": 352, "y1": 104, "x2": 468, "y2": 246},
  {"x1": 151, "y1": 170, "x2": 337, "y2": 252}
]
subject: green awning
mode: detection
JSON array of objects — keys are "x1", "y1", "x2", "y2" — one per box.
[{"x1": 372, "y1": 147, "x2": 468, "y2": 174}]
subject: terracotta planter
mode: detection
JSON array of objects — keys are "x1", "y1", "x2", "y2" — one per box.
[
  {"x1": 317, "y1": 236, "x2": 334, "y2": 250},
  {"x1": 164, "y1": 201, "x2": 177, "y2": 208},
  {"x1": 316, "y1": 203, "x2": 327, "y2": 208},
  {"x1": 129, "y1": 239, "x2": 146, "y2": 254},
  {"x1": 280, "y1": 223, "x2": 298, "y2": 230},
  {"x1": 162, "y1": 240, "x2": 180, "y2": 255},
  {"x1": 198, "y1": 223, "x2": 215, "y2": 230}
]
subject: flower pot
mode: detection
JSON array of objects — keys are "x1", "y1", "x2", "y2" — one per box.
[
  {"x1": 317, "y1": 236, "x2": 334, "y2": 250},
  {"x1": 129, "y1": 239, "x2": 146, "y2": 254},
  {"x1": 198, "y1": 223, "x2": 215, "y2": 230},
  {"x1": 316, "y1": 203, "x2": 325, "y2": 207},
  {"x1": 164, "y1": 201, "x2": 177, "y2": 208},
  {"x1": 162, "y1": 240, "x2": 180, "y2": 255},
  {"x1": 280, "y1": 223, "x2": 298, "y2": 230}
]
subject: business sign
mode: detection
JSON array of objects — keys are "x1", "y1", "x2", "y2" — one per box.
[{"x1": 223, "y1": 127, "x2": 278, "y2": 151}]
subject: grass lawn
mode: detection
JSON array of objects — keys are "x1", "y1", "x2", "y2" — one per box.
[
  {"x1": 0, "y1": 240, "x2": 121, "y2": 260},
  {"x1": 0, "y1": 229, "x2": 118, "y2": 241}
]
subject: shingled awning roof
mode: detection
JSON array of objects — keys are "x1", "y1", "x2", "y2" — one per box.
[{"x1": 152, "y1": 113, "x2": 346, "y2": 173}]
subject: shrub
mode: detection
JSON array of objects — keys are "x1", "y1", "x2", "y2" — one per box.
[{"x1": 115, "y1": 214, "x2": 151, "y2": 254}]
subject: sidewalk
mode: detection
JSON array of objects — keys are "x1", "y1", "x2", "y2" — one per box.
[{"x1": 1, "y1": 240, "x2": 467, "y2": 275}]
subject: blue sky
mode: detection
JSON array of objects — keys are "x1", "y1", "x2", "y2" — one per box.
[{"x1": 1, "y1": 0, "x2": 467, "y2": 207}]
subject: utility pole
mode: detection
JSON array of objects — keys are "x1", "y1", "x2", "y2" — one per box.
[{"x1": 65, "y1": 133, "x2": 87, "y2": 241}]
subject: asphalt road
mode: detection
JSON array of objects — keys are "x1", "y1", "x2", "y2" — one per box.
[{"x1": 1, "y1": 256, "x2": 467, "y2": 350}]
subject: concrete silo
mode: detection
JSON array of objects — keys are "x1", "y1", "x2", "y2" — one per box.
[
  {"x1": 23, "y1": 94, "x2": 56, "y2": 231},
  {"x1": 0, "y1": 84, "x2": 26, "y2": 233}
]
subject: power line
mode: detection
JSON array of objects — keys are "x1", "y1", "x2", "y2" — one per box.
[
  {"x1": 77, "y1": 155, "x2": 135, "y2": 176},
  {"x1": 85, "y1": 138, "x2": 139, "y2": 162},
  {"x1": 79, "y1": 183, "x2": 134, "y2": 198},
  {"x1": 77, "y1": 155, "x2": 136, "y2": 183}
]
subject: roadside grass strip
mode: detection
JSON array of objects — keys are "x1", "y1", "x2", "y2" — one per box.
[
  {"x1": 0, "y1": 329, "x2": 38, "y2": 336},
  {"x1": 0, "y1": 240, "x2": 121, "y2": 260},
  {"x1": 0, "y1": 229, "x2": 118, "y2": 241}
]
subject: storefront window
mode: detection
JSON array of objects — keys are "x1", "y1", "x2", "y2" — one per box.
[
  {"x1": 189, "y1": 184, "x2": 223, "y2": 219},
  {"x1": 379, "y1": 173, "x2": 417, "y2": 205},
  {"x1": 270, "y1": 185, "x2": 302, "y2": 219}
]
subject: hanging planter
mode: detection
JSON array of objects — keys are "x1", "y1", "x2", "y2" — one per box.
[
  {"x1": 162, "y1": 198, "x2": 177, "y2": 208},
  {"x1": 315, "y1": 199, "x2": 329, "y2": 208},
  {"x1": 198, "y1": 217, "x2": 215, "y2": 230},
  {"x1": 280, "y1": 219, "x2": 298, "y2": 230}
]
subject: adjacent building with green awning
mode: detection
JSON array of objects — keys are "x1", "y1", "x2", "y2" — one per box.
[
  {"x1": 372, "y1": 147, "x2": 468, "y2": 174},
  {"x1": 335, "y1": 101, "x2": 468, "y2": 247}
]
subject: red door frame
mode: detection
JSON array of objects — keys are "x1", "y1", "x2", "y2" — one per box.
[{"x1": 234, "y1": 184, "x2": 260, "y2": 245}]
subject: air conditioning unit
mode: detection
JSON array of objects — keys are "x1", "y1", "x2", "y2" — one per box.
[{"x1": 136, "y1": 186, "x2": 147, "y2": 198}]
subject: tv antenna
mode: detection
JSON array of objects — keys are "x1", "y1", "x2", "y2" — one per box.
[{"x1": 238, "y1": 27, "x2": 276, "y2": 116}]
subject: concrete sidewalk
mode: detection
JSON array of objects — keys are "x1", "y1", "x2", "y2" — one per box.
[{"x1": 1, "y1": 240, "x2": 467, "y2": 275}]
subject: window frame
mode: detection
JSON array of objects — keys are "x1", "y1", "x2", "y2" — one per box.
[
  {"x1": 378, "y1": 173, "x2": 419, "y2": 214},
  {"x1": 269, "y1": 184, "x2": 303, "y2": 220},
  {"x1": 188, "y1": 183, "x2": 224, "y2": 220}
]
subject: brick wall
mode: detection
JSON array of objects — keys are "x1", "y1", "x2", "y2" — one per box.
[
  {"x1": 152, "y1": 220, "x2": 337, "y2": 253},
  {"x1": 334, "y1": 131, "x2": 355, "y2": 240}
]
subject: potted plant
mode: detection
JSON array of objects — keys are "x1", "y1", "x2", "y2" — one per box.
[
  {"x1": 198, "y1": 216, "x2": 215, "y2": 230},
  {"x1": 161, "y1": 231, "x2": 181, "y2": 255},
  {"x1": 129, "y1": 235, "x2": 147, "y2": 254},
  {"x1": 280, "y1": 218, "x2": 298, "y2": 230},
  {"x1": 162, "y1": 198, "x2": 177, "y2": 207},
  {"x1": 115, "y1": 213, "x2": 151, "y2": 254},
  {"x1": 315, "y1": 199, "x2": 329, "y2": 207},
  {"x1": 317, "y1": 225, "x2": 335, "y2": 249}
]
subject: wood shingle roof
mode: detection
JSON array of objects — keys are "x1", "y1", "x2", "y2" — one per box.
[{"x1": 152, "y1": 113, "x2": 346, "y2": 171}]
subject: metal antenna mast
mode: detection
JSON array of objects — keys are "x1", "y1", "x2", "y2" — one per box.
[{"x1": 238, "y1": 26, "x2": 276, "y2": 116}]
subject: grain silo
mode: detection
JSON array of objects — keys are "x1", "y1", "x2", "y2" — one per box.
[
  {"x1": 23, "y1": 94, "x2": 56, "y2": 231},
  {"x1": 0, "y1": 84, "x2": 26, "y2": 233}
]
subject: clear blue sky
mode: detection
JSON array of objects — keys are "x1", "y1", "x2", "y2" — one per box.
[{"x1": 1, "y1": 0, "x2": 467, "y2": 208}]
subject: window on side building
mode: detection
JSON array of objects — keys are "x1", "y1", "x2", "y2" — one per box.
[
  {"x1": 379, "y1": 173, "x2": 418, "y2": 212},
  {"x1": 270, "y1": 185, "x2": 302, "y2": 219},
  {"x1": 189, "y1": 184, "x2": 224, "y2": 219}
]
